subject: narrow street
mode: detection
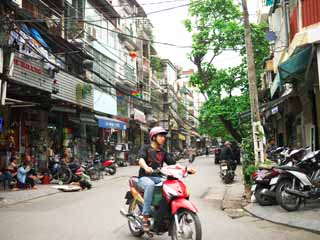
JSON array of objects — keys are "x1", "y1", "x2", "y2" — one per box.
[{"x1": 0, "y1": 156, "x2": 318, "y2": 240}]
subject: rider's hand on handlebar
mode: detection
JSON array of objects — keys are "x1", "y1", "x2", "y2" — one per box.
[
  {"x1": 187, "y1": 167, "x2": 196, "y2": 175},
  {"x1": 145, "y1": 166, "x2": 154, "y2": 174}
]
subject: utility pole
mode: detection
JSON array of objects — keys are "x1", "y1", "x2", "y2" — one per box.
[
  {"x1": 241, "y1": 0, "x2": 265, "y2": 164},
  {"x1": 162, "y1": 81, "x2": 170, "y2": 152}
]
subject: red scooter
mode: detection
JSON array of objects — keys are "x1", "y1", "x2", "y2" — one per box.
[
  {"x1": 120, "y1": 165, "x2": 202, "y2": 239},
  {"x1": 97, "y1": 155, "x2": 117, "y2": 175}
]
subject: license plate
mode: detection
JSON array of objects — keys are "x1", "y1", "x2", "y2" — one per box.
[
  {"x1": 251, "y1": 184, "x2": 257, "y2": 192},
  {"x1": 270, "y1": 177, "x2": 279, "y2": 185},
  {"x1": 221, "y1": 166, "x2": 228, "y2": 170}
]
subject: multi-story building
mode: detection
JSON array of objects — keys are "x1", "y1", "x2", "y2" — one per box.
[
  {"x1": 257, "y1": 0, "x2": 320, "y2": 150},
  {"x1": 0, "y1": 0, "x2": 97, "y2": 165}
]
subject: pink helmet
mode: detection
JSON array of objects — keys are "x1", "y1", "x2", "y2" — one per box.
[{"x1": 149, "y1": 126, "x2": 167, "y2": 139}]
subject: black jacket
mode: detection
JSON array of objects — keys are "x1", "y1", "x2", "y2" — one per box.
[
  {"x1": 219, "y1": 146, "x2": 234, "y2": 161},
  {"x1": 137, "y1": 145, "x2": 176, "y2": 177}
]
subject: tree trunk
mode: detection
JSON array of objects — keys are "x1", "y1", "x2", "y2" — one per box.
[{"x1": 218, "y1": 115, "x2": 242, "y2": 143}]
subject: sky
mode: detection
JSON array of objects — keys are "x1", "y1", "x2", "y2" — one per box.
[{"x1": 138, "y1": 0, "x2": 259, "y2": 71}]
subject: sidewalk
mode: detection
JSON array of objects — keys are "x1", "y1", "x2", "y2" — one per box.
[
  {"x1": 0, "y1": 184, "x2": 61, "y2": 207},
  {"x1": 0, "y1": 165, "x2": 138, "y2": 207},
  {"x1": 244, "y1": 201, "x2": 320, "y2": 234},
  {"x1": 219, "y1": 166, "x2": 320, "y2": 234}
]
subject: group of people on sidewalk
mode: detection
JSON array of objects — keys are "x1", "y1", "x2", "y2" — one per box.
[{"x1": 0, "y1": 154, "x2": 43, "y2": 191}]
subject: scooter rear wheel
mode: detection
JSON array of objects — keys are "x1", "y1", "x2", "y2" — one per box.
[
  {"x1": 254, "y1": 187, "x2": 275, "y2": 206},
  {"x1": 108, "y1": 165, "x2": 117, "y2": 175}
]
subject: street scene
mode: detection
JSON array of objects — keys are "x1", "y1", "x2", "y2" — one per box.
[
  {"x1": 1, "y1": 157, "x2": 319, "y2": 240},
  {"x1": 1, "y1": 0, "x2": 320, "y2": 239}
]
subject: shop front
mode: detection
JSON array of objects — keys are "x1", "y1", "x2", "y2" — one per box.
[
  {"x1": 95, "y1": 115, "x2": 127, "y2": 156},
  {"x1": 129, "y1": 108, "x2": 148, "y2": 148}
]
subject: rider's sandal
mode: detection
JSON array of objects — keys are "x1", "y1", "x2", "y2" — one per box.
[{"x1": 142, "y1": 219, "x2": 150, "y2": 232}]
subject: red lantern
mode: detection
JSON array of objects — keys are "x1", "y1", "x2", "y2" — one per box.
[{"x1": 129, "y1": 51, "x2": 137, "y2": 60}]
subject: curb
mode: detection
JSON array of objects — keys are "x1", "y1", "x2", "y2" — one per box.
[
  {"x1": 0, "y1": 191, "x2": 61, "y2": 208},
  {"x1": 243, "y1": 205, "x2": 320, "y2": 235},
  {"x1": 0, "y1": 170, "x2": 134, "y2": 208}
]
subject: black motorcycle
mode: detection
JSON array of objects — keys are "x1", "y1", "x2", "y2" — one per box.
[
  {"x1": 276, "y1": 150, "x2": 320, "y2": 211},
  {"x1": 82, "y1": 160, "x2": 100, "y2": 181},
  {"x1": 219, "y1": 160, "x2": 235, "y2": 184},
  {"x1": 48, "y1": 157, "x2": 72, "y2": 184}
]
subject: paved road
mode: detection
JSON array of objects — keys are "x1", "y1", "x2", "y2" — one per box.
[{"x1": 0, "y1": 156, "x2": 319, "y2": 240}]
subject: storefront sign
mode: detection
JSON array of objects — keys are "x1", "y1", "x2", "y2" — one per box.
[
  {"x1": 96, "y1": 115, "x2": 127, "y2": 131},
  {"x1": 116, "y1": 116, "x2": 129, "y2": 123},
  {"x1": 14, "y1": 59, "x2": 42, "y2": 74},
  {"x1": 133, "y1": 108, "x2": 146, "y2": 123}
]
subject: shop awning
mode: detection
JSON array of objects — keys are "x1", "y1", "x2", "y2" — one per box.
[
  {"x1": 95, "y1": 115, "x2": 127, "y2": 130},
  {"x1": 239, "y1": 88, "x2": 294, "y2": 121},
  {"x1": 278, "y1": 45, "x2": 313, "y2": 83},
  {"x1": 270, "y1": 73, "x2": 282, "y2": 98}
]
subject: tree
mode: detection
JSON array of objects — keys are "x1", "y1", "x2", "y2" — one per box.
[{"x1": 185, "y1": 0, "x2": 268, "y2": 142}]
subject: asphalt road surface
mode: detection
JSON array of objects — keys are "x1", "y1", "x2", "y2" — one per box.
[{"x1": 0, "y1": 156, "x2": 319, "y2": 240}]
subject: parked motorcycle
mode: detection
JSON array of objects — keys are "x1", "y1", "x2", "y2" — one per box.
[
  {"x1": 276, "y1": 150, "x2": 320, "y2": 211},
  {"x1": 48, "y1": 157, "x2": 72, "y2": 184},
  {"x1": 82, "y1": 160, "x2": 100, "y2": 181},
  {"x1": 68, "y1": 162, "x2": 82, "y2": 182},
  {"x1": 219, "y1": 160, "x2": 234, "y2": 184},
  {"x1": 120, "y1": 165, "x2": 202, "y2": 240},
  {"x1": 100, "y1": 158, "x2": 117, "y2": 175},
  {"x1": 251, "y1": 147, "x2": 307, "y2": 206}
]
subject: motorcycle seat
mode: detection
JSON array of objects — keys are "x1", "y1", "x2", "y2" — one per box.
[
  {"x1": 130, "y1": 177, "x2": 163, "y2": 193},
  {"x1": 258, "y1": 165, "x2": 273, "y2": 170},
  {"x1": 275, "y1": 165, "x2": 307, "y2": 173}
]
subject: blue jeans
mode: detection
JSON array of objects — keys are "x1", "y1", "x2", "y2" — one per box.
[{"x1": 138, "y1": 176, "x2": 162, "y2": 216}]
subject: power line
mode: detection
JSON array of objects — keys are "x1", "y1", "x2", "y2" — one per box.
[
  {"x1": 6, "y1": 2, "x2": 199, "y2": 128},
  {"x1": 14, "y1": 27, "x2": 193, "y2": 130},
  {"x1": 13, "y1": 28, "x2": 151, "y2": 107}
]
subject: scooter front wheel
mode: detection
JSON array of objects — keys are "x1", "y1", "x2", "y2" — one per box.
[
  {"x1": 171, "y1": 209, "x2": 202, "y2": 240},
  {"x1": 128, "y1": 199, "x2": 144, "y2": 237}
]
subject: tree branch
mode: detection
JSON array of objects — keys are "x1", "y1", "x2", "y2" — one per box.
[{"x1": 218, "y1": 115, "x2": 242, "y2": 143}]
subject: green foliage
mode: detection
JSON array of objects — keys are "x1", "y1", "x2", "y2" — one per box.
[
  {"x1": 150, "y1": 56, "x2": 164, "y2": 79},
  {"x1": 241, "y1": 135, "x2": 255, "y2": 185},
  {"x1": 185, "y1": 0, "x2": 269, "y2": 142}
]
